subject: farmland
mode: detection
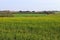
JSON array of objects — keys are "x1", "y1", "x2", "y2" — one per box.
[{"x1": 0, "y1": 12, "x2": 60, "y2": 40}]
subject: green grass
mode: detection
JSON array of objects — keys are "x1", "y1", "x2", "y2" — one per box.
[
  {"x1": 0, "y1": 14, "x2": 60, "y2": 40},
  {"x1": 13, "y1": 14, "x2": 47, "y2": 17}
]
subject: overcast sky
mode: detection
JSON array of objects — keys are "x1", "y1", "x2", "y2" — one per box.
[{"x1": 0, "y1": 0, "x2": 60, "y2": 11}]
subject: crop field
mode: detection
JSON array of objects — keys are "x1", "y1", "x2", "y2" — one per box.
[
  {"x1": 0, "y1": 14, "x2": 60, "y2": 40},
  {"x1": 13, "y1": 14, "x2": 47, "y2": 17}
]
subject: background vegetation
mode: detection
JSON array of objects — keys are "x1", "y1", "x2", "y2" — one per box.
[
  {"x1": 0, "y1": 10, "x2": 60, "y2": 40},
  {"x1": 0, "y1": 10, "x2": 56, "y2": 17}
]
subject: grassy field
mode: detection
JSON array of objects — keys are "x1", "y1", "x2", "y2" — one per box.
[
  {"x1": 13, "y1": 14, "x2": 47, "y2": 17},
  {"x1": 0, "y1": 14, "x2": 60, "y2": 40}
]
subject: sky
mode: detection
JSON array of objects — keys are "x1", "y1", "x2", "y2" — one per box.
[{"x1": 0, "y1": 0, "x2": 60, "y2": 11}]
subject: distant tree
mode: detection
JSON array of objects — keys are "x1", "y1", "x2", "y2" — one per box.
[
  {"x1": 42, "y1": 11, "x2": 55, "y2": 14},
  {"x1": 0, "y1": 11, "x2": 14, "y2": 17},
  {"x1": 32, "y1": 11, "x2": 35, "y2": 12},
  {"x1": 26, "y1": 11, "x2": 30, "y2": 12},
  {"x1": 19, "y1": 10, "x2": 23, "y2": 12}
]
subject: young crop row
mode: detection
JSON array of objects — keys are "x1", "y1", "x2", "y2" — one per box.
[{"x1": 0, "y1": 17, "x2": 60, "y2": 40}]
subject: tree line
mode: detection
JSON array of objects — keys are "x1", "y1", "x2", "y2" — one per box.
[{"x1": 0, "y1": 10, "x2": 58, "y2": 17}]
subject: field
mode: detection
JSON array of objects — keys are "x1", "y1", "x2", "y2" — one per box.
[
  {"x1": 0, "y1": 13, "x2": 60, "y2": 40},
  {"x1": 13, "y1": 13, "x2": 47, "y2": 17}
]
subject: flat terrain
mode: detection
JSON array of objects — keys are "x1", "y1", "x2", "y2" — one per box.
[{"x1": 0, "y1": 14, "x2": 60, "y2": 40}]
